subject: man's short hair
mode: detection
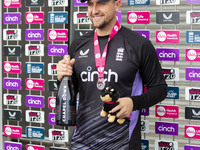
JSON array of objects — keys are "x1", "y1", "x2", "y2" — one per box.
[{"x1": 81, "y1": 0, "x2": 117, "y2": 3}]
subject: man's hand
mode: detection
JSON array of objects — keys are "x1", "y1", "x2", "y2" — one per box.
[
  {"x1": 56, "y1": 57, "x2": 75, "y2": 81},
  {"x1": 110, "y1": 97, "x2": 133, "y2": 119}
]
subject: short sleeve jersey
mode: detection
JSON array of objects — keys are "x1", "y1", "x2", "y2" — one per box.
[{"x1": 69, "y1": 26, "x2": 166, "y2": 149}]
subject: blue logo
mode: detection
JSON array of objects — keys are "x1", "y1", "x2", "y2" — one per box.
[
  {"x1": 141, "y1": 139, "x2": 149, "y2": 150},
  {"x1": 48, "y1": 12, "x2": 68, "y2": 24},
  {"x1": 186, "y1": 31, "x2": 200, "y2": 43},
  {"x1": 166, "y1": 87, "x2": 179, "y2": 99},
  {"x1": 25, "y1": 62, "x2": 44, "y2": 74},
  {"x1": 128, "y1": 0, "x2": 150, "y2": 5},
  {"x1": 26, "y1": 126, "x2": 45, "y2": 139}
]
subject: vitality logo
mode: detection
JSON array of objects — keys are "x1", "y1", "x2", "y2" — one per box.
[
  {"x1": 127, "y1": 11, "x2": 150, "y2": 24},
  {"x1": 4, "y1": 94, "x2": 21, "y2": 106},
  {"x1": 49, "y1": 129, "x2": 68, "y2": 142},
  {"x1": 3, "y1": 0, "x2": 21, "y2": 7},
  {"x1": 26, "y1": 110, "x2": 45, "y2": 123},
  {"x1": 73, "y1": 12, "x2": 91, "y2": 24},
  {"x1": 3, "y1": 29, "x2": 21, "y2": 40}
]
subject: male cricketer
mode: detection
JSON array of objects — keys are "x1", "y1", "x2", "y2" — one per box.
[{"x1": 56, "y1": 0, "x2": 167, "y2": 149}]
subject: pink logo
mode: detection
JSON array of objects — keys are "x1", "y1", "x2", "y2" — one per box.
[
  {"x1": 185, "y1": 125, "x2": 200, "y2": 139},
  {"x1": 48, "y1": 29, "x2": 68, "y2": 41},
  {"x1": 25, "y1": 12, "x2": 44, "y2": 24},
  {"x1": 3, "y1": 62, "x2": 21, "y2": 74},
  {"x1": 156, "y1": 30, "x2": 179, "y2": 43},
  {"x1": 48, "y1": 97, "x2": 56, "y2": 109},
  {"x1": 127, "y1": 12, "x2": 150, "y2": 24},
  {"x1": 4, "y1": 125, "x2": 21, "y2": 138},
  {"x1": 3, "y1": 0, "x2": 21, "y2": 7},
  {"x1": 25, "y1": 78, "x2": 44, "y2": 91},
  {"x1": 26, "y1": 144, "x2": 45, "y2": 150},
  {"x1": 186, "y1": 49, "x2": 200, "y2": 61},
  {"x1": 155, "y1": 105, "x2": 179, "y2": 119}
]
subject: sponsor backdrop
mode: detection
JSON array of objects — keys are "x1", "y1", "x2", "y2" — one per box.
[{"x1": 1, "y1": 0, "x2": 200, "y2": 150}]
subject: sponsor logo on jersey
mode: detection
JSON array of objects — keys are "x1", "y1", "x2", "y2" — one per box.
[
  {"x1": 3, "y1": 62, "x2": 21, "y2": 74},
  {"x1": 48, "y1": 63, "x2": 57, "y2": 76},
  {"x1": 25, "y1": 29, "x2": 44, "y2": 41},
  {"x1": 141, "y1": 120, "x2": 149, "y2": 133},
  {"x1": 157, "y1": 48, "x2": 179, "y2": 61},
  {"x1": 48, "y1": 29, "x2": 68, "y2": 41},
  {"x1": 4, "y1": 125, "x2": 22, "y2": 138},
  {"x1": 80, "y1": 66, "x2": 119, "y2": 83},
  {"x1": 186, "y1": 31, "x2": 200, "y2": 43},
  {"x1": 49, "y1": 129, "x2": 68, "y2": 142},
  {"x1": 3, "y1": 29, "x2": 21, "y2": 41},
  {"x1": 26, "y1": 110, "x2": 45, "y2": 123},
  {"x1": 3, "y1": 13, "x2": 21, "y2": 24},
  {"x1": 186, "y1": 11, "x2": 200, "y2": 24},
  {"x1": 155, "y1": 122, "x2": 178, "y2": 135},
  {"x1": 48, "y1": 12, "x2": 68, "y2": 24},
  {"x1": 141, "y1": 108, "x2": 149, "y2": 116},
  {"x1": 155, "y1": 140, "x2": 178, "y2": 150},
  {"x1": 26, "y1": 126, "x2": 45, "y2": 139},
  {"x1": 49, "y1": 113, "x2": 55, "y2": 125},
  {"x1": 26, "y1": 144, "x2": 45, "y2": 150},
  {"x1": 186, "y1": 0, "x2": 200, "y2": 4},
  {"x1": 166, "y1": 87, "x2": 179, "y2": 99},
  {"x1": 185, "y1": 107, "x2": 200, "y2": 120},
  {"x1": 3, "y1": 78, "x2": 21, "y2": 90},
  {"x1": 48, "y1": 80, "x2": 58, "y2": 91},
  {"x1": 25, "y1": 78, "x2": 44, "y2": 91},
  {"x1": 186, "y1": 49, "x2": 200, "y2": 61},
  {"x1": 162, "y1": 68, "x2": 179, "y2": 81},
  {"x1": 4, "y1": 141, "x2": 22, "y2": 150},
  {"x1": 185, "y1": 125, "x2": 200, "y2": 139},
  {"x1": 156, "y1": 12, "x2": 179, "y2": 24},
  {"x1": 156, "y1": 30, "x2": 179, "y2": 43},
  {"x1": 48, "y1": 97, "x2": 56, "y2": 109},
  {"x1": 25, "y1": 12, "x2": 44, "y2": 24},
  {"x1": 25, "y1": 44, "x2": 44, "y2": 56},
  {"x1": 73, "y1": 12, "x2": 92, "y2": 24},
  {"x1": 128, "y1": 0, "x2": 150, "y2": 5},
  {"x1": 4, "y1": 94, "x2": 21, "y2": 106},
  {"x1": 74, "y1": 0, "x2": 87, "y2": 6},
  {"x1": 26, "y1": 95, "x2": 44, "y2": 108},
  {"x1": 25, "y1": 62, "x2": 44, "y2": 74},
  {"x1": 186, "y1": 68, "x2": 200, "y2": 81},
  {"x1": 3, "y1": 45, "x2": 21, "y2": 57},
  {"x1": 116, "y1": 47, "x2": 124, "y2": 61},
  {"x1": 134, "y1": 30, "x2": 150, "y2": 39},
  {"x1": 156, "y1": 105, "x2": 179, "y2": 118},
  {"x1": 127, "y1": 12, "x2": 150, "y2": 24},
  {"x1": 156, "y1": 0, "x2": 180, "y2": 5},
  {"x1": 48, "y1": 0, "x2": 68, "y2": 7},
  {"x1": 26, "y1": 0, "x2": 44, "y2": 7},
  {"x1": 4, "y1": 109, "x2": 22, "y2": 121},
  {"x1": 79, "y1": 49, "x2": 90, "y2": 58},
  {"x1": 185, "y1": 145, "x2": 200, "y2": 149},
  {"x1": 3, "y1": 0, "x2": 21, "y2": 7},
  {"x1": 185, "y1": 87, "x2": 200, "y2": 101}
]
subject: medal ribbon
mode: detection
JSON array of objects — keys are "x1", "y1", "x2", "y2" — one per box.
[{"x1": 94, "y1": 21, "x2": 120, "y2": 79}]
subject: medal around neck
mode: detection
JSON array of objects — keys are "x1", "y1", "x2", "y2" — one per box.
[{"x1": 97, "y1": 78, "x2": 105, "y2": 90}]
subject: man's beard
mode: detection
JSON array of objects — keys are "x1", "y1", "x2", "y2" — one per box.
[{"x1": 92, "y1": 20, "x2": 108, "y2": 29}]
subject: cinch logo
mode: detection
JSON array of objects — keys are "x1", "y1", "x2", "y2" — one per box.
[
  {"x1": 6, "y1": 81, "x2": 18, "y2": 87},
  {"x1": 28, "y1": 32, "x2": 41, "y2": 38},
  {"x1": 158, "y1": 126, "x2": 175, "y2": 132},
  {"x1": 6, "y1": 145, "x2": 20, "y2": 150},
  {"x1": 48, "y1": 44, "x2": 68, "y2": 56},
  {"x1": 5, "y1": 15, "x2": 19, "y2": 22},
  {"x1": 159, "y1": 51, "x2": 176, "y2": 58},
  {"x1": 80, "y1": 67, "x2": 118, "y2": 83},
  {"x1": 186, "y1": 68, "x2": 200, "y2": 81}
]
